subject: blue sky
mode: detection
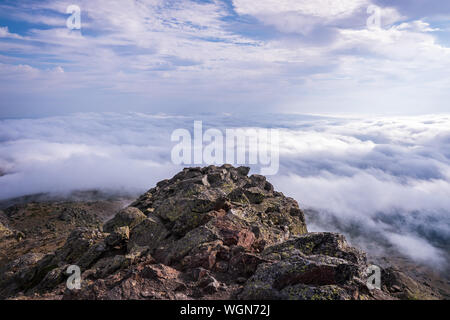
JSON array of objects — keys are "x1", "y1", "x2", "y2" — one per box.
[{"x1": 1, "y1": 0, "x2": 450, "y2": 117}]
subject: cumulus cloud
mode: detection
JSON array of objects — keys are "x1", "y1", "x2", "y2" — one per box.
[{"x1": 1, "y1": 0, "x2": 450, "y2": 115}]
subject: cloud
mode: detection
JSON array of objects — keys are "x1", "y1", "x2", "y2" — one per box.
[
  {"x1": 0, "y1": 112, "x2": 449, "y2": 269},
  {"x1": 0, "y1": 26, "x2": 23, "y2": 39},
  {"x1": 1, "y1": 1, "x2": 450, "y2": 116},
  {"x1": 233, "y1": 0, "x2": 369, "y2": 19},
  {"x1": 385, "y1": 233, "x2": 446, "y2": 266},
  {"x1": 269, "y1": 114, "x2": 450, "y2": 269},
  {"x1": 397, "y1": 20, "x2": 440, "y2": 32},
  {"x1": 0, "y1": 113, "x2": 185, "y2": 199}
]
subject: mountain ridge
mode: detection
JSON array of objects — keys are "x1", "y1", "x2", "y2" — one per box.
[{"x1": 0, "y1": 165, "x2": 446, "y2": 300}]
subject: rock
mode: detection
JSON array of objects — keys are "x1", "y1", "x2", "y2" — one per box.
[
  {"x1": 131, "y1": 165, "x2": 308, "y2": 243},
  {"x1": 63, "y1": 258, "x2": 183, "y2": 300},
  {"x1": 236, "y1": 277, "x2": 247, "y2": 284},
  {"x1": 89, "y1": 255, "x2": 131, "y2": 279},
  {"x1": 203, "y1": 280, "x2": 220, "y2": 294},
  {"x1": 263, "y1": 232, "x2": 367, "y2": 266},
  {"x1": 9, "y1": 228, "x2": 108, "y2": 296},
  {"x1": 191, "y1": 267, "x2": 209, "y2": 281},
  {"x1": 0, "y1": 222, "x2": 13, "y2": 239},
  {"x1": 36, "y1": 265, "x2": 68, "y2": 292},
  {"x1": 57, "y1": 228, "x2": 106, "y2": 265},
  {"x1": 229, "y1": 253, "x2": 270, "y2": 277},
  {"x1": 382, "y1": 267, "x2": 441, "y2": 300},
  {"x1": 198, "y1": 274, "x2": 220, "y2": 294},
  {"x1": 103, "y1": 207, "x2": 147, "y2": 233},
  {"x1": 141, "y1": 264, "x2": 180, "y2": 281},
  {"x1": 181, "y1": 241, "x2": 220, "y2": 270},
  {"x1": 239, "y1": 233, "x2": 367, "y2": 300},
  {"x1": 0, "y1": 210, "x2": 7, "y2": 224},
  {"x1": 1, "y1": 165, "x2": 446, "y2": 300},
  {"x1": 215, "y1": 261, "x2": 229, "y2": 273},
  {"x1": 0, "y1": 219, "x2": 24, "y2": 242},
  {"x1": 105, "y1": 226, "x2": 130, "y2": 247},
  {"x1": 128, "y1": 214, "x2": 169, "y2": 252},
  {"x1": 58, "y1": 208, "x2": 98, "y2": 226}
]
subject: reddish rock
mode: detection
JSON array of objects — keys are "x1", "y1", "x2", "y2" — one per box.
[{"x1": 213, "y1": 218, "x2": 255, "y2": 250}]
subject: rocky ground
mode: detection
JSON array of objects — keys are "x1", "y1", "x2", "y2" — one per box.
[{"x1": 0, "y1": 165, "x2": 448, "y2": 300}]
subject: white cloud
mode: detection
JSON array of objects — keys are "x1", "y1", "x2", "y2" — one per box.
[
  {"x1": 0, "y1": 113, "x2": 182, "y2": 199},
  {"x1": 232, "y1": 0, "x2": 369, "y2": 35},
  {"x1": 0, "y1": 113, "x2": 448, "y2": 269},
  {"x1": 269, "y1": 114, "x2": 450, "y2": 268},
  {"x1": 0, "y1": 26, "x2": 23, "y2": 39},
  {"x1": 385, "y1": 233, "x2": 446, "y2": 266},
  {"x1": 397, "y1": 20, "x2": 439, "y2": 32},
  {"x1": 1, "y1": 1, "x2": 450, "y2": 114},
  {"x1": 233, "y1": 0, "x2": 369, "y2": 18}
]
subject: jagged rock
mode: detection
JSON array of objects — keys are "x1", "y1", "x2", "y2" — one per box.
[
  {"x1": 105, "y1": 227, "x2": 130, "y2": 247},
  {"x1": 131, "y1": 165, "x2": 307, "y2": 241},
  {"x1": 262, "y1": 233, "x2": 367, "y2": 266},
  {"x1": 199, "y1": 275, "x2": 220, "y2": 294},
  {"x1": 0, "y1": 210, "x2": 7, "y2": 224},
  {"x1": 63, "y1": 257, "x2": 183, "y2": 300},
  {"x1": 0, "y1": 252, "x2": 45, "y2": 298},
  {"x1": 127, "y1": 214, "x2": 169, "y2": 252},
  {"x1": 239, "y1": 233, "x2": 367, "y2": 300},
  {"x1": 6, "y1": 228, "x2": 107, "y2": 297},
  {"x1": 57, "y1": 228, "x2": 107, "y2": 265},
  {"x1": 103, "y1": 207, "x2": 147, "y2": 233},
  {"x1": 58, "y1": 208, "x2": 98, "y2": 226},
  {"x1": 0, "y1": 199, "x2": 127, "y2": 278},
  {"x1": 1, "y1": 165, "x2": 445, "y2": 300},
  {"x1": 126, "y1": 165, "x2": 308, "y2": 274}
]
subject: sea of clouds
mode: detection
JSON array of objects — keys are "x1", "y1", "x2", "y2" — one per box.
[{"x1": 0, "y1": 112, "x2": 449, "y2": 270}]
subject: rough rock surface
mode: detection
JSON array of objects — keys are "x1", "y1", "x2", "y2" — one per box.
[
  {"x1": 0, "y1": 197, "x2": 132, "y2": 299},
  {"x1": 0, "y1": 165, "x2": 445, "y2": 300}
]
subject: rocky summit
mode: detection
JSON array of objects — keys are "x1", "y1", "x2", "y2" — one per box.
[{"x1": 0, "y1": 165, "x2": 444, "y2": 300}]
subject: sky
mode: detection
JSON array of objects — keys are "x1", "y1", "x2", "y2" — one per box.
[
  {"x1": 1, "y1": 0, "x2": 450, "y2": 117},
  {"x1": 0, "y1": 1, "x2": 449, "y2": 270}
]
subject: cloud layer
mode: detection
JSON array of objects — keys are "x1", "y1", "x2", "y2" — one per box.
[
  {"x1": 0, "y1": 112, "x2": 449, "y2": 269},
  {"x1": 271, "y1": 114, "x2": 450, "y2": 269}
]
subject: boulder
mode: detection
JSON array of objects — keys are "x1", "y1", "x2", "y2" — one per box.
[
  {"x1": 103, "y1": 207, "x2": 147, "y2": 233},
  {"x1": 239, "y1": 233, "x2": 367, "y2": 300},
  {"x1": 128, "y1": 215, "x2": 169, "y2": 252}
]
